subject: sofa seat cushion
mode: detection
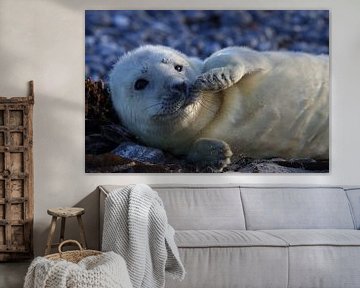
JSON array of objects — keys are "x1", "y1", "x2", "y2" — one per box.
[
  {"x1": 260, "y1": 230, "x2": 360, "y2": 288},
  {"x1": 261, "y1": 229, "x2": 360, "y2": 246},
  {"x1": 167, "y1": 230, "x2": 289, "y2": 288},
  {"x1": 175, "y1": 230, "x2": 288, "y2": 248}
]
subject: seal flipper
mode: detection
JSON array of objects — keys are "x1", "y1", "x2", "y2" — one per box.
[
  {"x1": 186, "y1": 138, "x2": 233, "y2": 172},
  {"x1": 192, "y1": 66, "x2": 246, "y2": 92},
  {"x1": 193, "y1": 47, "x2": 267, "y2": 92}
]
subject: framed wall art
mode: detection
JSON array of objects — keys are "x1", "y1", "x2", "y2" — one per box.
[{"x1": 85, "y1": 10, "x2": 329, "y2": 173}]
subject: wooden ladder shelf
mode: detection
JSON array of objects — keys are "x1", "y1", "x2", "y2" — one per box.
[{"x1": 0, "y1": 81, "x2": 34, "y2": 261}]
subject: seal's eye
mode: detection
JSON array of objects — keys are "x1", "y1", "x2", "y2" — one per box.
[
  {"x1": 174, "y1": 65, "x2": 183, "y2": 72},
  {"x1": 134, "y1": 79, "x2": 149, "y2": 90}
]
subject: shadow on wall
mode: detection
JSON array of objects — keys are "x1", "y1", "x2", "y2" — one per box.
[
  {"x1": 0, "y1": 47, "x2": 29, "y2": 96},
  {"x1": 27, "y1": 0, "x2": 109, "y2": 256},
  {"x1": 0, "y1": 0, "x2": 38, "y2": 95},
  {"x1": 32, "y1": 93, "x2": 86, "y2": 256},
  {"x1": 73, "y1": 188, "x2": 100, "y2": 249},
  {"x1": 0, "y1": 0, "x2": 109, "y2": 257}
]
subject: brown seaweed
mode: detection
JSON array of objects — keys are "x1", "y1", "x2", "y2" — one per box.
[{"x1": 85, "y1": 79, "x2": 329, "y2": 173}]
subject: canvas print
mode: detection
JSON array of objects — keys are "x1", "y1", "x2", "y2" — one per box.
[{"x1": 85, "y1": 10, "x2": 329, "y2": 173}]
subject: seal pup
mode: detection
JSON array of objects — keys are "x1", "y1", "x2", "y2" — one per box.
[{"x1": 110, "y1": 45, "x2": 329, "y2": 171}]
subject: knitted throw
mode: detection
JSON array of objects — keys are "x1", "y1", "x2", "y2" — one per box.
[
  {"x1": 23, "y1": 251, "x2": 133, "y2": 288},
  {"x1": 102, "y1": 184, "x2": 185, "y2": 288}
]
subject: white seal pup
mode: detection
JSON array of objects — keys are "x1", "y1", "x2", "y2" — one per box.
[{"x1": 110, "y1": 45, "x2": 329, "y2": 171}]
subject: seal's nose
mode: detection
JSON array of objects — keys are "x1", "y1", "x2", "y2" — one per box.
[{"x1": 171, "y1": 81, "x2": 187, "y2": 94}]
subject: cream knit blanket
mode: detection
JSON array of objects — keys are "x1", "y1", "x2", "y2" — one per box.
[
  {"x1": 24, "y1": 252, "x2": 132, "y2": 288},
  {"x1": 102, "y1": 184, "x2": 185, "y2": 288}
]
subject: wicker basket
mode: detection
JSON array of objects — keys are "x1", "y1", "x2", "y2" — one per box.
[{"x1": 45, "y1": 240, "x2": 102, "y2": 263}]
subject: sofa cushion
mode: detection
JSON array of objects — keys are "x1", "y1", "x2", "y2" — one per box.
[
  {"x1": 287, "y1": 246, "x2": 360, "y2": 288},
  {"x1": 165, "y1": 246, "x2": 288, "y2": 288},
  {"x1": 241, "y1": 187, "x2": 355, "y2": 230},
  {"x1": 175, "y1": 230, "x2": 288, "y2": 248},
  {"x1": 345, "y1": 188, "x2": 360, "y2": 229},
  {"x1": 260, "y1": 230, "x2": 360, "y2": 288},
  {"x1": 261, "y1": 229, "x2": 360, "y2": 246},
  {"x1": 154, "y1": 187, "x2": 246, "y2": 230},
  {"x1": 100, "y1": 185, "x2": 246, "y2": 230}
]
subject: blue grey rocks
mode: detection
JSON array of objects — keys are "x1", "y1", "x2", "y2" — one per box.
[
  {"x1": 112, "y1": 142, "x2": 166, "y2": 164},
  {"x1": 85, "y1": 10, "x2": 329, "y2": 80}
]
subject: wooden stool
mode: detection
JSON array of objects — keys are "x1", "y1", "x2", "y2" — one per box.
[{"x1": 45, "y1": 207, "x2": 87, "y2": 255}]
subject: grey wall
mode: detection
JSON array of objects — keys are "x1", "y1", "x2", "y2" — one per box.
[{"x1": 0, "y1": 0, "x2": 359, "y2": 256}]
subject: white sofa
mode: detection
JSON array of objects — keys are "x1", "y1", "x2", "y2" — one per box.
[{"x1": 99, "y1": 185, "x2": 360, "y2": 288}]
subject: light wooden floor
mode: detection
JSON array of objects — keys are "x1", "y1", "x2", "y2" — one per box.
[{"x1": 0, "y1": 261, "x2": 30, "y2": 288}]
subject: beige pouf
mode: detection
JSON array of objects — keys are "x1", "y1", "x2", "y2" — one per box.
[{"x1": 24, "y1": 240, "x2": 132, "y2": 288}]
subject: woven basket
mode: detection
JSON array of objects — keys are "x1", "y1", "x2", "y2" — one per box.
[{"x1": 45, "y1": 240, "x2": 102, "y2": 263}]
